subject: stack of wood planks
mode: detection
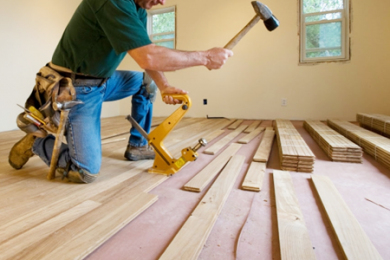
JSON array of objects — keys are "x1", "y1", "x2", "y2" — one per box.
[
  {"x1": 328, "y1": 119, "x2": 390, "y2": 170},
  {"x1": 304, "y1": 120, "x2": 363, "y2": 163},
  {"x1": 274, "y1": 119, "x2": 315, "y2": 173},
  {"x1": 357, "y1": 113, "x2": 390, "y2": 137}
]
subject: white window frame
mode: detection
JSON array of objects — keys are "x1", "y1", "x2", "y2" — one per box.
[
  {"x1": 147, "y1": 6, "x2": 176, "y2": 49},
  {"x1": 300, "y1": 0, "x2": 350, "y2": 63}
]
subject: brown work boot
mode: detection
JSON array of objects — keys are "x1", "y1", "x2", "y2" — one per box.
[
  {"x1": 124, "y1": 144, "x2": 155, "y2": 161},
  {"x1": 8, "y1": 134, "x2": 36, "y2": 170},
  {"x1": 57, "y1": 167, "x2": 98, "y2": 184}
]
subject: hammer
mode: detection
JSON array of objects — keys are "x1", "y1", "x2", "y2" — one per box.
[
  {"x1": 47, "y1": 100, "x2": 82, "y2": 180},
  {"x1": 224, "y1": 1, "x2": 279, "y2": 50}
]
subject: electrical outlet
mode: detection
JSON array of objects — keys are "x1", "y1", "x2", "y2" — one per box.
[
  {"x1": 281, "y1": 98, "x2": 287, "y2": 107},
  {"x1": 203, "y1": 99, "x2": 207, "y2": 105}
]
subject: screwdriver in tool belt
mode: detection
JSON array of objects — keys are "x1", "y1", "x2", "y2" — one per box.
[{"x1": 17, "y1": 104, "x2": 46, "y2": 126}]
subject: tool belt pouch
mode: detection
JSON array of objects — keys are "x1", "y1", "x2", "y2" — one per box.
[{"x1": 18, "y1": 64, "x2": 76, "y2": 137}]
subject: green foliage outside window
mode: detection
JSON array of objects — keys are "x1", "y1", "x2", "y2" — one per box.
[
  {"x1": 152, "y1": 12, "x2": 175, "y2": 34},
  {"x1": 303, "y1": 0, "x2": 344, "y2": 58},
  {"x1": 306, "y1": 22, "x2": 341, "y2": 49},
  {"x1": 303, "y1": 0, "x2": 343, "y2": 14}
]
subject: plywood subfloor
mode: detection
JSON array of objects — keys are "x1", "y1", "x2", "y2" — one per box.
[{"x1": 0, "y1": 119, "x2": 389, "y2": 260}]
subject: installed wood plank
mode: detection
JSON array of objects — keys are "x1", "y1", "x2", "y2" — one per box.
[
  {"x1": 204, "y1": 125, "x2": 247, "y2": 155},
  {"x1": 244, "y1": 120, "x2": 262, "y2": 133},
  {"x1": 204, "y1": 129, "x2": 225, "y2": 143},
  {"x1": 0, "y1": 200, "x2": 101, "y2": 260},
  {"x1": 253, "y1": 127, "x2": 275, "y2": 162},
  {"x1": 101, "y1": 137, "x2": 126, "y2": 145},
  {"x1": 228, "y1": 119, "x2": 244, "y2": 130},
  {"x1": 241, "y1": 162, "x2": 265, "y2": 192},
  {"x1": 13, "y1": 192, "x2": 157, "y2": 260},
  {"x1": 237, "y1": 127, "x2": 265, "y2": 144},
  {"x1": 0, "y1": 161, "x2": 153, "y2": 244},
  {"x1": 183, "y1": 143, "x2": 242, "y2": 192},
  {"x1": 273, "y1": 170, "x2": 316, "y2": 260},
  {"x1": 312, "y1": 175, "x2": 383, "y2": 260},
  {"x1": 160, "y1": 155, "x2": 245, "y2": 260},
  {"x1": 100, "y1": 117, "x2": 166, "y2": 140}
]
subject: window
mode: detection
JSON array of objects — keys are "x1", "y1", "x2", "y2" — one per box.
[
  {"x1": 300, "y1": 0, "x2": 349, "y2": 63},
  {"x1": 147, "y1": 6, "x2": 176, "y2": 49}
]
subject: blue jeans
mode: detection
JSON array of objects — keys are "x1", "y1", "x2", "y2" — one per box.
[{"x1": 32, "y1": 70, "x2": 153, "y2": 174}]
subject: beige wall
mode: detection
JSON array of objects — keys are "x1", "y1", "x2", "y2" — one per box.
[
  {"x1": 0, "y1": 0, "x2": 119, "y2": 132},
  {"x1": 120, "y1": 0, "x2": 390, "y2": 120},
  {"x1": 1, "y1": 0, "x2": 389, "y2": 132}
]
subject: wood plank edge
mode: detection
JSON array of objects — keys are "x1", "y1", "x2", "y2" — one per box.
[
  {"x1": 241, "y1": 186, "x2": 260, "y2": 192},
  {"x1": 182, "y1": 187, "x2": 201, "y2": 193}
]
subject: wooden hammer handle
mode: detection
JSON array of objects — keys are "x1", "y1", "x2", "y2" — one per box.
[
  {"x1": 47, "y1": 109, "x2": 69, "y2": 180},
  {"x1": 224, "y1": 15, "x2": 261, "y2": 50}
]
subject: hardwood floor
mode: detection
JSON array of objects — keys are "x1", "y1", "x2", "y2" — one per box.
[
  {"x1": 0, "y1": 118, "x2": 389, "y2": 260},
  {"x1": 0, "y1": 117, "x2": 231, "y2": 260}
]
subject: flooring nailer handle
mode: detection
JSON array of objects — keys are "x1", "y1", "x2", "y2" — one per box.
[{"x1": 161, "y1": 94, "x2": 192, "y2": 109}]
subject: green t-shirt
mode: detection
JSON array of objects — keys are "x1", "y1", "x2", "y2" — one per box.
[{"x1": 52, "y1": 0, "x2": 152, "y2": 78}]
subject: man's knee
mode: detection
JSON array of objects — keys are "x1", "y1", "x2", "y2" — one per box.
[{"x1": 143, "y1": 72, "x2": 157, "y2": 103}]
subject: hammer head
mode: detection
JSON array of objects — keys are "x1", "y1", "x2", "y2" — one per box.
[{"x1": 252, "y1": 1, "x2": 279, "y2": 31}]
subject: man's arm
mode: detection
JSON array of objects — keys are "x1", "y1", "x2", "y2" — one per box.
[{"x1": 128, "y1": 44, "x2": 233, "y2": 71}]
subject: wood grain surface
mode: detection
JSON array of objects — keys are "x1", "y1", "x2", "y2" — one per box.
[
  {"x1": 160, "y1": 155, "x2": 245, "y2": 260},
  {"x1": 312, "y1": 175, "x2": 383, "y2": 260},
  {"x1": 273, "y1": 170, "x2": 316, "y2": 260}
]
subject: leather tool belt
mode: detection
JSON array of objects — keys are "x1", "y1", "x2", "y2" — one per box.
[
  {"x1": 17, "y1": 64, "x2": 79, "y2": 137},
  {"x1": 56, "y1": 71, "x2": 107, "y2": 87}
]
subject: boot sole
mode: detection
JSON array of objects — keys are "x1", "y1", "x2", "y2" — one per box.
[{"x1": 124, "y1": 152, "x2": 155, "y2": 161}]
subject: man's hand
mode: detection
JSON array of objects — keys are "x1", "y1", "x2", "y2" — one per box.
[
  {"x1": 161, "y1": 86, "x2": 189, "y2": 105},
  {"x1": 205, "y1": 48, "x2": 234, "y2": 70}
]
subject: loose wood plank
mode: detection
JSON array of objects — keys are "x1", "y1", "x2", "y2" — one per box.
[
  {"x1": 241, "y1": 162, "x2": 265, "y2": 192},
  {"x1": 312, "y1": 175, "x2": 383, "y2": 260},
  {"x1": 160, "y1": 155, "x2": 245, "y2": 260},
  {"x1": 237, "y1": 127, "x2": 265, "y2": 144},
  {"x1": 273, "y1": 170, "x2": 316, "y2": 260},
  {"x1": 228, "y1": 119, "x2": 244, "y2": 130},
  {"x1": 183, "y1": 143, "x2": 242, "y2": 192},
  {"x1": 244, "y1": 120, "x2": 262, "y2": 133},
  {"x1": 204, "y1": 125, "x2": 247, "y2": 155},
  {"x1": 253, "y1": 127, "x2": 275, "y2": 162}
]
